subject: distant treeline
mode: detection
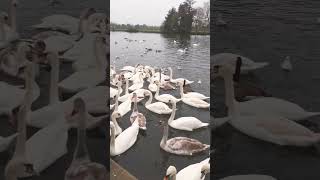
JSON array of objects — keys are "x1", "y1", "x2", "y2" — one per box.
[
  {"x1": 110, "y1": 23, "x2": 161, "y2": 33},
  {"x1": 111, "y1": 0, "x2": 209, "y2": 35}
]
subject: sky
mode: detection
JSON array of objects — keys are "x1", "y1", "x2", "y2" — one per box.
[{"x1": 110, "y1": 0, "x2": 209, "y2": 26}]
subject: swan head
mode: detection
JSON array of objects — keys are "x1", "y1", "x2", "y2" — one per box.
[
  {"x1": 111, "y1": 112, "x2": 121, "y2": 119},
  {"x1": 5, "y1": 159, "x2": 38, "y2": 180},
  {"x1": 143, "y1": 90, "x2": 151, "y2": 96},
  {"x1": 11, "y1": 0, "x2": 18, "y2": 8},
  {"x1": 164, "y1": 166, "x2": 177, "y2": 180},
  {"x1": 72, "y1": 98, "x2": 86, "y2": 116},
  {"x1": 0, "y1": 12, "x2": 9, "y2": 24},
  {"x1": 200, "y1": 164, "x2": 210, "y2": 179}
]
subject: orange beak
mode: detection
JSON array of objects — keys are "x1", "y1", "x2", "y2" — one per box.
[{"x1": 163, "y1": 177, "x2": 168, "y2": 180}]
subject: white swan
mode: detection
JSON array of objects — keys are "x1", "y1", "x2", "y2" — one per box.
[
  {"x1": 65, "y1": 102, "x2": 107, "y2": 180},
  {"x1": 144, "y1": 90, "x2": 172, "y2": 115},
  {"x1": 164, "y1": 158, "x2": 210, "y2": 180},
  {"x1": 168, "y1": 100, "x2": 209, "y2": 131},
  {"x1": 0, "y1": 133, "x2": 18, "y2": 152},
  {"x1": 118, "y1": 78, "x2": 131, "y2": 102},
  {"x1": 114, "y1": 85, "x2": 132, "y2": 117},
  {"x1": 168, "y1": 67, "x2": 193, "y2": 84},
  {"x1": 110, "y1": 111, "x2": 122, "y2": 136},
  {"x1": 220, "y1": 58, "x2": 320, "y2": 121},
  {"x1": 213, "y1": 63, "x2": 320, "y2": 147},
  {"x1": 0, "y1": 62, "x2": 39, "y2": 121},
  {"x1": 160, "y1": 109, "x2": 209, "y2": 155},
  {"x1": 110, "y1": 112, "x2": 139, "y2": 156},
  {"x1": 177, "y1": 48, "x2": 187, "y2": 53},
  {"x1": 58, "y1": 35, "x2": 106, "y2": 93},
  {"x1": 213, "y1": 53, "x2": 269, "y2": 74},
  {"x1": 178, "y1": 81, "x2": 209, "y2": 100},
  {"x1": 155, "y1": 81, "x2": 181, "y2": 103},
  {"x1": 281, "y1": 56, "x2": 292, "y2": 71},
  {"x1": 0, "y1": 0, "x2": 19, "y2": 49},
  {"x1": 220, "y1": 175, "x2": 277, "y2": 180},
  {"x1": 182, "y1": 97, "x2": 210, "y2": 109}
]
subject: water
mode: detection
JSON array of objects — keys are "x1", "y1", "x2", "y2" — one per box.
[
  {"x1": 212, "y1": 1, "x2": 320, "y2": 180},
  {"x1": 111, "y1": 32, "x2": 210, "y2": 179},
  {"x1": 0, "y1": 0, "x2": 107, "y2": 179}
]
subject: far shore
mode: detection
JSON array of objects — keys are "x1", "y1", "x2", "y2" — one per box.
[{"x1": 110, "y1": 29, "x2": 210, "y2": 35}]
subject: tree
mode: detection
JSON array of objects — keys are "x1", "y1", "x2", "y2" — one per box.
[
  {"x1": 161, "y1": 8, "x2": 179, "y2": 34},
  {"x1": 177, "y1": 0, "x2": 196, "y2": 34}
]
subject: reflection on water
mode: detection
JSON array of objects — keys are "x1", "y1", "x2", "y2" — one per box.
[{"x1": 111, "y1": 31, "x2": 210, "y2": 179}]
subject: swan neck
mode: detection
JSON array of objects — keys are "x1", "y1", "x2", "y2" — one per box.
[
  {"x1": 224, "y1": 74, "x2": 238, "y2": 118},
  {"x1": 133, "y1": 96, "x2": 138, "y2": 112},
  {"x1": 168, "y1": 103, "x2": 176, "y2": 123},
  {"x1": 155, "y1": 83, "x2": 159, "y2": 96},
  {"x1": 49, "y1": 57, "x2": 59, "y2": 105},
  {"x1": 161, "y1": 116, "x2": 169, "y2": 146},
  {"x1": 111, "y1": 114, "x2": 120, "y2": 132},
  {"x1": 179, "y1": 83, "x2": 184, "y2": 98},
  {"x1": 94, "y1": 37, "x2": 106, "y2": 70},
  {"x1": 73, "y1": 111, "x2": 90, "y2": 163},
  {"x1": 169, "y1": 68, "x2": 173, "y2": 80},
  {"x1": 110, "y1": 125, "x2": 115, "y2": 153},
  {"x1": 0, "y1": 20, "x2": 5, "y2": 41},
  {"x1": 9, "y1": 2, "x2": 17, "y2": 32},
  {"x1": 125, "y1": 79, "x2": 129, "y2": 94},
  {"x1": 14, "y1": 105, "x2": 27, "y2": 157},
  {"x1": 114, "y1": 86, "x2": 120, "y2": 111},
  {"x1": 145, "y1": 93, "x2": 152, "y2": 106}
]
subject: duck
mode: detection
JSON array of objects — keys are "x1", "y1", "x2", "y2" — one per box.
[
  {"x1": 155, "y1": 80, "x2": 181, "y2": 103},
  {"x1": 144, "y1": 90, "x2": 172, "y2": 115},
  {"x1": 110, "y1": 112, "x2": 139, "y2": 156},
  {"x1": 281, "y1": 56, "x2": 292, "y2": 72},
  {"x1": 213, "y1": 61, "x2": 320, "y2": 147},
  {"x1": 65, "y1": 99, "x2": 107, "y2": 180},
  {"x1": 160, "y1": 106, "x2": 209, "y2": 155},
  {"x1": 164, "y1": 159, "x2": 210, "y2": 180},
  {"x1": 168, "y1": 100, "x2": 209, "y2": 131},
  {"x1": 220, "y1": 58, "x2": 320, "y2": 121},
  {"x1": 178, "y1": 81, "x2": 209, "y2": 100},
  {"x1": 130, "y1": 93, "x2": 147, "y2": 130},
  {"x1": 212, "y1": 53, "x2": 269, "y2": 74},
  {"x1": 220, "y1": 175, "x2": 277, "y2": 180},
  {"x1": 168, "y1": 67, "x2": 193, "y2": 85}
]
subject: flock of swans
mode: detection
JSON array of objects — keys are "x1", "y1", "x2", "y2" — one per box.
[
  {"x1": 110, "y1": 54, "x2": 210, "y2": 179},
  {"x1": 0, "y1": 1, "x2": 107, "y2": 179},
  {"x1": 213, "y1": 53, "x2": 320, "y2": 179}
]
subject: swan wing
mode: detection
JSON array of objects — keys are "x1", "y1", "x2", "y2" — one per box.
[
  {"x1": 166, "y1": 137, "x2": 209, "y2": 155},
  {"x1": 114, "y1": 125, "x2": 139, "y2": 155},
  {"x1": 0, "y1": 133, "x2": 18, "y2": 152},
  {"x1": 171, "y1": 117, "x2": 207, "y2": 130}
]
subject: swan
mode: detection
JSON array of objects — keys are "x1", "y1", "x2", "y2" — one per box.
[
  {"x1": 120, "y1": 65, "x2": 135, "y2": 72},
  {"x1": 130, "y1": 93, "x2": 147, "y2": 130},
  {"x1": 178, "y1": 81, "x2": 209, "y2": 100},
  {"x1": 144, "y1": 90, "x2": 172, "y2": 114},
  {"x1": 168, "y1": 100, "x2": 209, "y2": 131},
  {"x1": 177, "y1": 48, "x2": 187, "y2": 53},
  {"x1": 110, "y1": 111, "x2": 122, "y2": 136},
  {"x1": 42, "y1": 35, "x2": 74, "y2": 54},
  {"x1": 220, "y1": 175, "x2": 277, "y2": 180},
  {"x1": 0, "y1": 133, "x2": 18, "y2": 152},
  {"x1": 160, "y1": 107, "x2": 209, "y2": 155},
  {"x1": 220, "y1": 58, "x2": 320, "y2": 121},
  {"x1": 65, "y1": 98, "x2": 107, "y2": 130},
  {"x1": 0, "y1": 62, "x2": 39, "y2": 122},
  {"x1": 213, "y1": 62, "x2": 320, "y2": 147},
  {"x1": 213, "y1": 53, "x2": 269, "y2": 74},
  {"x1": 66, "y1": 85, "x2": 108, "y2": 114},
  {"x1": 155, "y1": 81, "x2": 181, "y2": 103},
  {"x1": 0, "y1": 0, "x2": 19, "y2": 49},
  {"x1": 182, "y1": 97, "x2": 210, "y2": 109},
  {"x1": 110, "y1": 112, "x2": 139, "y2": 156},
  {"x1": 168, "y1": 67, "x2": 193, "y2": 84},
  {"x1": 114, "y1": 84, "x2": 132, "y2": 117},
  {"x1": 281, "y1": 56, "x2": 292, "y2": 71},
  {"x1": 65, "y1": 100, "x2": 107, "y2": 180},
  {"x1": 32, "y1": 8, "x2": 96, "y2": 34},
  {"x1": 58, "y1": 35, "x2": 106, "y2": 93},
  {"x1": 128, "y1": 76, "x2": 144, "y2": 92},
  {"x1": 164, "y1": 159, "x2": 210, "y2": 180},
  {"x1": 5, "y1": 105, "x2": 38, "y2": 180}
]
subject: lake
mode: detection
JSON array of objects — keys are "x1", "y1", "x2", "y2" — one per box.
[
  {"x1": 212, "y1": 1, "x2": 320, "y2": 180},
  {"x1": 111, "y1": 31, "x2": 211, "y2": 179}
]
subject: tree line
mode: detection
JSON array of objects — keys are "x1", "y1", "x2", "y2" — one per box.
[
  {"x1": 161, "y1": 0, "x2": 210, "y2": 35},
  {"x1": 110, "y1": 23, "x2": 160, "y2": 33}
]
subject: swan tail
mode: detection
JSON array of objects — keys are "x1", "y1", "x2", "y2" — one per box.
[
  {"x1": 200, "y1": 123, "x2": 209, "y2": 127},
  {"x1": 307, "y1": 112, "x2": 320, "y2": 117}
]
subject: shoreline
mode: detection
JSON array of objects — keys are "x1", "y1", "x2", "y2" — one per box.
[{"x1": 110, "y1": 29, "x2": 210, "y2": 35}]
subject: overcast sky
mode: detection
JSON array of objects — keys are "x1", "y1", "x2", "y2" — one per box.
[{"x1": 111, "y1": 0, "x2": 209, "y2": 26}]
